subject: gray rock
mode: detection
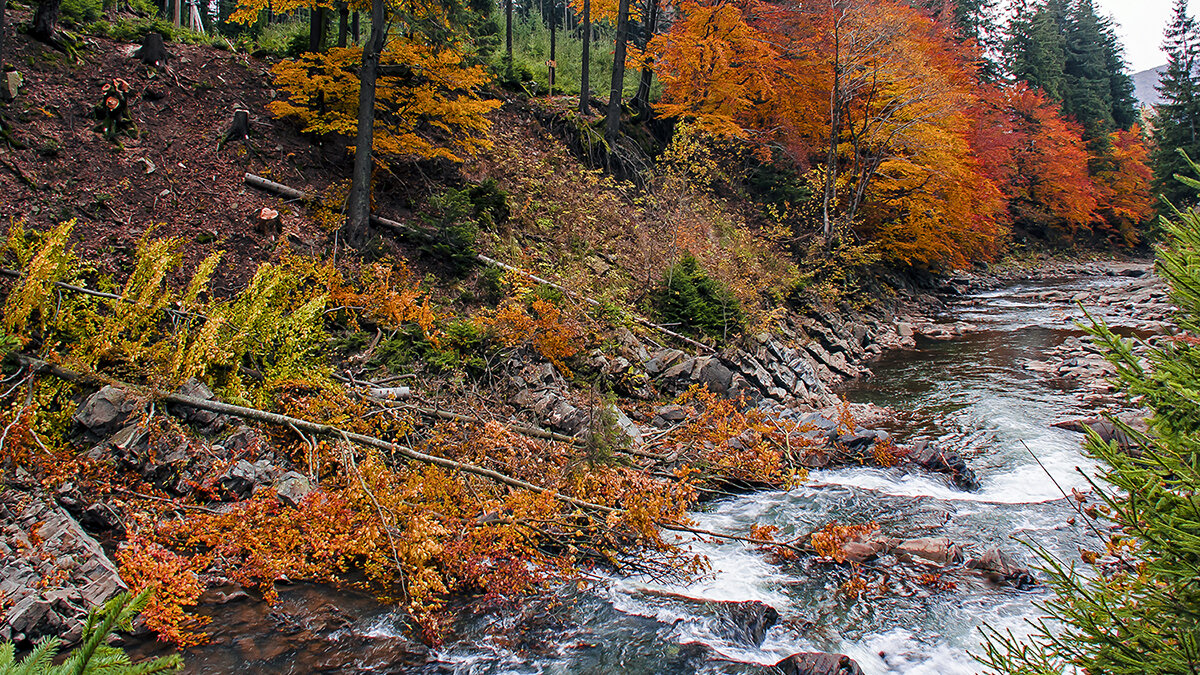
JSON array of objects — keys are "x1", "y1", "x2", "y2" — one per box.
[
  {"x1": 697, "y1": 358, "x2": 735, "y2": 395},
  {"x1": 274, "y1": 471, "x2": 314, "y2": 508},
  {"x1": 645, "y1": 349, "x2": 685, "y2": 376},
  {"x1": 1, "y1": 71, "x2": 22, "y2": 102},
  {"x1": 714, "y1": 600, "x2": 778, "y2": 647},
  {"x1": 966, "y1": 548, "x2": 1036, "y2": 588},
  {"x1": 170, "y1": 378, "x2": 227, "y2": 431},
  {"x1": 73, "y1": 386, "x2": 141, "y2": 438},
  {"x1": 771, "y1": 652, "x2": 865, "y2": 675},
  {"x1": 1, "y1": 491, "x2": 126, "y2": 645},
  {"x1": 893, "y1": 537, "x2": 964, "y2": 565}
]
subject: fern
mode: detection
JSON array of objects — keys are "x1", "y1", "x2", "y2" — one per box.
[{"x1": 0, "y1": 589, "x2": 182, "y2": 675}]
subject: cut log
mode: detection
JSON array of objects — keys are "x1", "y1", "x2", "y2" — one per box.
[{"x1": 132, "y1": 32, "x2": 170, "y2": 68}]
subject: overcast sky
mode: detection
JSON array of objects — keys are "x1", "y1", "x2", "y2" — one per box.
[{"x1": 1095, "y1": 0, "x2": 1192, "y2": 73}]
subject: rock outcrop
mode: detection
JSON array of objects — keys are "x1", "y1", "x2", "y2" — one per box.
[{"x1": 0, "y1": 491, "x2": 127, "y2": 645}]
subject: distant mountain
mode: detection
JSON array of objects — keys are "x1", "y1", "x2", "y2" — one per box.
[{"x1": 1133, "y1": 64, "x2": 1167, "y2": 108}]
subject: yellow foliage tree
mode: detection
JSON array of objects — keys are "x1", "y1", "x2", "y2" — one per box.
[{"x1": 268, "y1": 38, "x2": 500, "y2": 163}]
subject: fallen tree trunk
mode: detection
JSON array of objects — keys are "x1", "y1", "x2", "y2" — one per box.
[
  {"x1": 15, "y1": 354, "x2": 798, "y2": 554},
  {"x1": 243, "y1": 173, "x2": 715, "y2": 354}
]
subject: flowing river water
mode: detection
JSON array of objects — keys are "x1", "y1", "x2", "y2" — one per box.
[{"x1": 170, "y1": 274, "x2": 1146, "y2": 674}]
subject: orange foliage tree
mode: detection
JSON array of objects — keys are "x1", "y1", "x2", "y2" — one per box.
[
  {"x1": 1093, "y1": 126, "x2": 1154, "y2": 245},
  {"x1": 1000, "y1": 84, "x2": 1099, "y2": 239},
  {"x1": 649, "y1": 0, "x2": 1007, "y2": 268}
]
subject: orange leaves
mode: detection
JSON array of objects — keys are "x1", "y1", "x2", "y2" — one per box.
[
  {"x1": 326, "y1": 260, "x2": 440, "y2": 337},
  {"x1": 1002, "y1": 84, "x2": 1098, "y2": 234},
  {"x1": 1094, "y1": 126, "x2": 1154, "y2": 245},
  {"x1": 476, "y1": 297, "x2": 583, "y2": 375},
  {"x1": 810, "y1": 521, "x2": 878, "y2": 563},
  {"x1": 116, "y1": 538, "x2": 210, "y2": 647},
  {"x1": 650, "y1": 0, "x2": 788, "y2": 141}
]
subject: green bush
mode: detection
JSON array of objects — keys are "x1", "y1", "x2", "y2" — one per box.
[
  {"x1": 418, "y1": 189, "x2": 479, "y2": 275},
  {"x1": 467, "y1": 178, "x2": 510, "y2": 230},
  {"x1": 651, "y1": 254, "x2": 743, "y2": 342},
  {"x1": 976, "y1": 159, "x2": 1200, "y2": 673},
  {"x1": 0, "y1": 588, "x2": 182, "y2": 674},
  {"x1": 60, "y1": 0, "x2": 103, "y2": 26}
]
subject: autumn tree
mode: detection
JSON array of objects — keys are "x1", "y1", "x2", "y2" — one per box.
[
  {"x1": 604, "y1": 0, "x2": 632, "y2": 150},
  {"x1": 1001, "y1": 84, "x2": 1098, "y2": 238},
  {"x1": 1093, "y1": 126, "x2": 1153, "y2": 245},
  {"x1": 241, "y1": 0, "x2": 501, "y2": 245}
]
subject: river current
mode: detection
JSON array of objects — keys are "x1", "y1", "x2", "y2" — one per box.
[{"x1": 425, "y1": 274, "x2": 1132, "y2": 674}]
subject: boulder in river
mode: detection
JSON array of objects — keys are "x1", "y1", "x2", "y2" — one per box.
[
  {"x1": 1052, "y1": 416, "x2": 1146, "y2": 456},
  {"x1": 893, "y1": 537, "x2": 965, "y2": 566},
  {"x1": 907, "y1": 441, "x2": 981, "y2": 491},
  {"x1": 714, "y1": 600, "x2": 779, "y2": 647},
  {"x1": 966, "y1": 548, "x2": 1037, "y2": 588}
]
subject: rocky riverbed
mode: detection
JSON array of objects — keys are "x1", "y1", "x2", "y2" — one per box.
[{"x1": 0, "y1": 259, "x2": 1168, "y2": 674}]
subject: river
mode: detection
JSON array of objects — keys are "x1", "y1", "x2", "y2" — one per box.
[{"x1": 169, "y1": 273, "x2": 1142, "y2": 674}]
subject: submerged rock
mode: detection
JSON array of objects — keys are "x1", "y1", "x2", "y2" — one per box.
[
  {"x1": 893, "y1": 537, "x2": 965, "y2": 566},
  {"x1": 770, "y1": 651, "x2": 865, "y2": 675},
  {"x1": 907, "y1": 441, "x2": 981, "y2": 491},
  {"x1": 714, "y1": 600, "x2": 779, "y2": 647}
]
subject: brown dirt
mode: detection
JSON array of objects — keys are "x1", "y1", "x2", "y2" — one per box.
[{"x1": 0, "y1": 19, "x2": 343, "y2": 291}]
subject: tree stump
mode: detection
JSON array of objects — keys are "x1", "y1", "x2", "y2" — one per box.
[
  {"x1": 219, "y1": 108, "x2": 251, "y2": 149},
  {"x1": 132, "y1": 32, "x2": 169, "y2": 68},
  {"x1": 92, "y1": 78, "x2": 136, "y2": 141},
  {"x1": 255, "y1": 207, "x2": 281, "y2": 237}
]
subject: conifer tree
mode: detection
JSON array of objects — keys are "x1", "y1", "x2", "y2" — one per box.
[
  {"x1": 976, "y1": 158, "x2": 1200, "y2": 674},
  {"x1": 1152, "y1": 0, "x2": 1200, "y2": 210},
  {"x1": 1006, "y1": 0, "x2": 1068, "y2": 100}
]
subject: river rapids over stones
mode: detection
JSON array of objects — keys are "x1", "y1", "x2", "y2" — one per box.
[{"x1": 167, "y1": 267, "x2": 1162, "y2": 674}]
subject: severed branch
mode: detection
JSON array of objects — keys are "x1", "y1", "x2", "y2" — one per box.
[{"x1": 15, "y1": 354, "x2": 802, "y2": 555}]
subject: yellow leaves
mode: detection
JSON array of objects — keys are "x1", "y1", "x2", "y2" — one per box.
[
  {"x1": 268, "y1": 41, "x2": 500, "y2": 164},
  {"x1": 3, "y1": 220, "x2": 78, "y2": 345}
]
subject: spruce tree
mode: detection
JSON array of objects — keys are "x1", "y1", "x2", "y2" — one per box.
[
  {"x1": 1152, "y1": 0, "x2": 1200, "y2": 211},
  {"x1": 976, "y1": 160, "x2": 1200, "y2": 674},
  {"x1": 1007, "y1": 0, "x2": 1068, "y2": 100}
]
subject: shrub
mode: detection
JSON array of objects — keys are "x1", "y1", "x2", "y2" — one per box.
[
  {"x1": 419, "y1": 189, "x2": 480, "y2": 274},
  {"x1": 651, "y1": 254, "x2": 743, "y2": 341}
]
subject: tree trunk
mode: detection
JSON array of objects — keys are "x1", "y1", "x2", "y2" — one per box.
[
  {"x1": 308, "y1": 6, "x2": 328, "y2": 53},
  {"x1": 346, "y1": 0, "x2": 387, "y2": 248},
  {"x1": 31, "y1": 0, "x2": 61, "y2": 43},
  {"x1": 172, "y1": 0, "x2": 180, "y2": 26},
  {"x1": 352, "y1": 11, "x2": 360, "y2": 43},
  {"x1": 632, "y1": 0, "x2": 658, "y2": 121},
  {"x1": 0, "y1": 0, "x2": 7, "y2": 68},
  {"x1": 821, "y1": 12, "x2": 841, "y2": 239},
  {"x1": 579, "y1": 0, "x2": 590, "y2": 113},
  {"x1": 604, "y1": 0, "x2": 631, "y2": 149},
  {"x1": 505, "y1": 0, "x2": 513, "y2": 64},
  {"x1": 548, "y1": 0, "x2": 556, "y2": 95},
  {"x1": 337, "y1": 3, "x2": 349, "y2": 47}
]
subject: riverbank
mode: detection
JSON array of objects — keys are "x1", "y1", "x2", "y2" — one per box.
[{"x1": 0, "y1": 255, "x2": 1166, "y2": 674}]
